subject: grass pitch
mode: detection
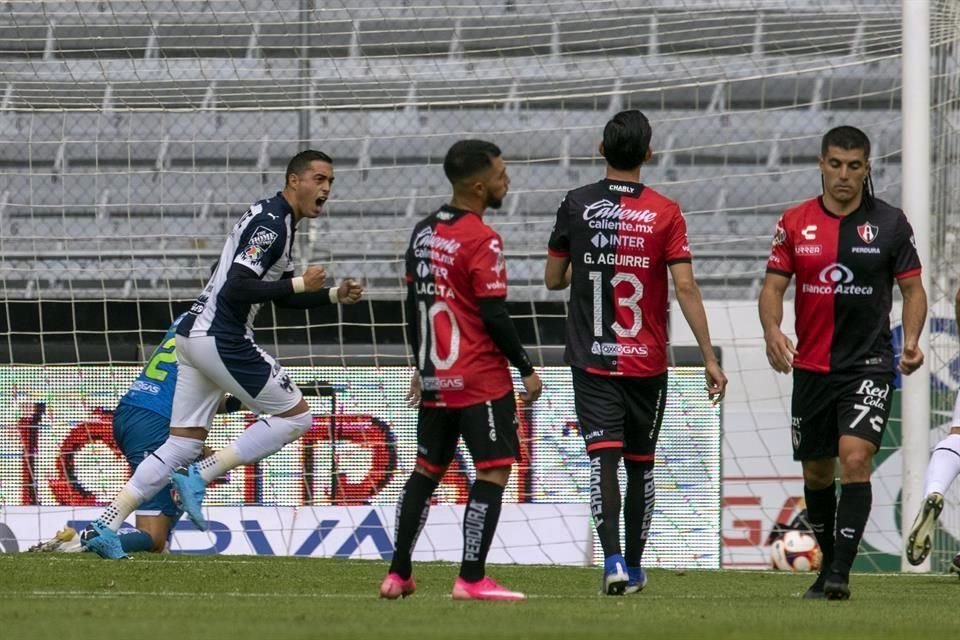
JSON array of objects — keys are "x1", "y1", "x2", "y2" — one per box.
[{"x1": 1, "y1": 554, "x2": 955, "y2": 640}]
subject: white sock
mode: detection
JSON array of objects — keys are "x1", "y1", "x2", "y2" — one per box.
[
  {"x1": 99, "y1": 435, "x2": 204, "y2": 531},
  {"x1": 197, "y1": 445, "x2": 244, "y2": 483},
  {"x1": 924, "y1": 433, "x2": 960, "y2": 496},
  {"x1": 96, "y1": 487, "x2": 143, "y2": 531},
  {"x1": 198, "y1": 411, "x2": 312, "y2": 482}
]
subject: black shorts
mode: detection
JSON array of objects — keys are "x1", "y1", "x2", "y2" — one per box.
[
  {"x1": 571, "y1": 367, "x2": 668, "y2": 462},
  {"x1": 791, "y1": 368, "x2": 894, "y2": 461},
  {"x1": 416, "y1": 392, "x2": 520, "y2": 473}
]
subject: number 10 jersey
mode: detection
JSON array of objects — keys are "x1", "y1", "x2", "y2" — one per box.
[
  {"x1": 548, "y1": 179, "x2": 692, "y2": 377},
  {"x1": 405, "y1": 205, "x2": 513, "y2": 408}
]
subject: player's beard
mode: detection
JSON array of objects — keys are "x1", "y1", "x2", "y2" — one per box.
[{"x1": 486, "y1": 195, "x2": 503, "y2": 210}]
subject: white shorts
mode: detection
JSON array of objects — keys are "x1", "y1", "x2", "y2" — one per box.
[{"x1": 171, "y1": 334, "x2": 303, "y2": 428}]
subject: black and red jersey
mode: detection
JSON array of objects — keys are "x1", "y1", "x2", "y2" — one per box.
[
  {"x1": 405, "y1": 205, "x2": 512, "y2": 408},
  {"x1": 766, "y1": 196, "x2": 921, "y2": 374},
  {"x1": 548, "y1": 179, "x2": 691, "y2": 377}
]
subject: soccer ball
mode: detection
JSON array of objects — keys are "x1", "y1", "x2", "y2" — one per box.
[{"x1": 769, "y1": 531, "x2": 822, "y2": 572}]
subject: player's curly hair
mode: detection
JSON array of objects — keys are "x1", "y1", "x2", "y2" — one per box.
[
  {"x1": 285, "y1": 149, "x2": 333, "y2": 185},
  {"x1": 443, "y1": 139, "x2": 502, "y2": 184},
  {"x1": 821, "y1": 126, "x2": 874, "y2": 205},
  {"x1": 602, "y1": 109, "x2": 652, "y2": 171}
]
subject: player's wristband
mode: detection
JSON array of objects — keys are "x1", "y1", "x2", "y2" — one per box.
[
  {"x1": 329, "y1": 287, "x2": 339, "y2": 304},
  {"x1": 516, "y1": 359, "x2": 535, "y2": 378},
  {"x1": 292, "y1": 276, "x2": 306, "y2": 294}
]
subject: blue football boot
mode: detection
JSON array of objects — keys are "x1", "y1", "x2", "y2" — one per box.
[
  {"x1": 170, "y1": 463, "x2": 208, "y2": 531},
  {"x1": 79, "y1": 522, "x2": 129, "y2": 560},
  {"x1": 602, "y1": 554, "x2": 629, "y2": 595}
]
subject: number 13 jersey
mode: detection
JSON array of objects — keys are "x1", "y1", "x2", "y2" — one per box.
[
  {"x1": 548, "y1": 179, "x2": 692, "y2": 377},
  {"x1": 405, "y1": 205, "x2": 512, "y2": 408}
]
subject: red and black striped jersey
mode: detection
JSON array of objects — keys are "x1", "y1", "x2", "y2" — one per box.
[
  {"x1": 766, "y1": 196, "x2": 921, "y2": 374},
  {"x1": 405, "y1": 205, "x2": 512, "y2": 408},
  {"x1": 548, "y1": 179, "x2": 691, "y2": 377}
]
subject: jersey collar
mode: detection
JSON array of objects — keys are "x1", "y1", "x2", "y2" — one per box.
[
  {"x1": 602, "y1": 178, "x2": 645, "y2": 197},
  {"x1": 275, "y1": 191, "x2": 295, "y2": 218},
  {"x1": 817, "y1": 195, "x2": 870, "y2": 220},
  {"x1": 437, "y1": 204, "x2": 475, "y2": 220}
]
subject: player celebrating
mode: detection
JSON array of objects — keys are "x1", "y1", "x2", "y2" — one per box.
[
  {"x1": 544, "y1": 110, "x2": 727, "y2": 595},
  {"x1": 906, "y1": 285, "x2": 960, "y2": 569},
  {"x1": 380, "y1": 140, "x2": 542, "y2": 601},
  {"x1": 81, "y1": 150, "x2": 363, "y2": 559},
  {"x1": 30, "y1": 315, "x2": 240, "y2": 555},
  {"x1": 760, "y1": 126, "x2": 927, "y2": 599}
]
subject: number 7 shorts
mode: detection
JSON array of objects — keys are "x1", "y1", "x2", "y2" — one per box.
[{"x1": 790, "y1": 368, "x2": 894, "y2": 461}]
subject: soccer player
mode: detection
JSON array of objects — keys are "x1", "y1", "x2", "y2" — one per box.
[
  {"x1": 81, "y1": 150, "x2": 364, "y2": 559},
  {"x1": 30, "y1": 315, "x2": 239, "y2": 555},
  {"x1": 906, "y1": 285, "x2": 960, "y2": 568},
  {"x1": 380, "y1": 140, "x2": 543, "y2": 601},
  {"x1": 544, "y1": 110, "x2": 727, "y2": 595},
  {"x1": 760, "y1": 126, "x2": 927, "y2": 600}
]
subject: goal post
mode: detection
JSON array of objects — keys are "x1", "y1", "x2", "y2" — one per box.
[{"x1": 899, "y1": 0, "x2": 931, "y2": 573}]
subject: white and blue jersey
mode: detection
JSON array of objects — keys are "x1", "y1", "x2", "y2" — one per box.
[
  {"x1": 118, "y1": 315, "x2": 184, "y2": 420},
  {"x1": 178, "y1": 193, "x2": 296, "y2": 340},
  {"x1": 170, "y1": 192, "x2": 313, "y2": 426}
]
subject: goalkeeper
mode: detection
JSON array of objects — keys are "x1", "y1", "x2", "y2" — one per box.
[{"x1": 30, "y1": 314, "x2": 240, "y2": 555}]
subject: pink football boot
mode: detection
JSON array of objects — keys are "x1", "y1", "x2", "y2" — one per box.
[
  {"x1": 379, "y1": 573, "x2": 416, "y2": 599},
  {"x1": 451, "y1": 576, "x2": 526, "y2": 601}
]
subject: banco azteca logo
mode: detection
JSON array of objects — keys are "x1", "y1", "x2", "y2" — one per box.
[
  {"x1": 818, "y1": 263, "x2": 854, "y2": 285},
  {"x1": 801, "y1": 262, "x2": 873, "y2": 296}
]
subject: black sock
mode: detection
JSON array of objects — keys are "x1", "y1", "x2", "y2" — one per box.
[
  {"x1": 389, "y1": 472, "x2": 438, "y2": 580},
  {"x1": 803, "y1": 482, "x2": 837, "y2": 572},
  {"x1": 459, "y1": 480, "x2": 505, "y2": 582},
  {"x1": 624, "y1": 460, "x2": 654, "y2": 568},
  {"x1": 831, "y1": 481, "x2": 872, "y2": 577},
  {"x1": 590, "y1": 449, "x2": 623, "y2": 558}
]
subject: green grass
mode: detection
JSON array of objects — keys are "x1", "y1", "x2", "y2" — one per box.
[{"x1": 1, "y1": 554, "x2": 956, "y2": 640}]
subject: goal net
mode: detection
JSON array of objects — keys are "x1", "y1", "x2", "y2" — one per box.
[{"x1": 1, "y1": 0, "x2": 957, "y2": 571}]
